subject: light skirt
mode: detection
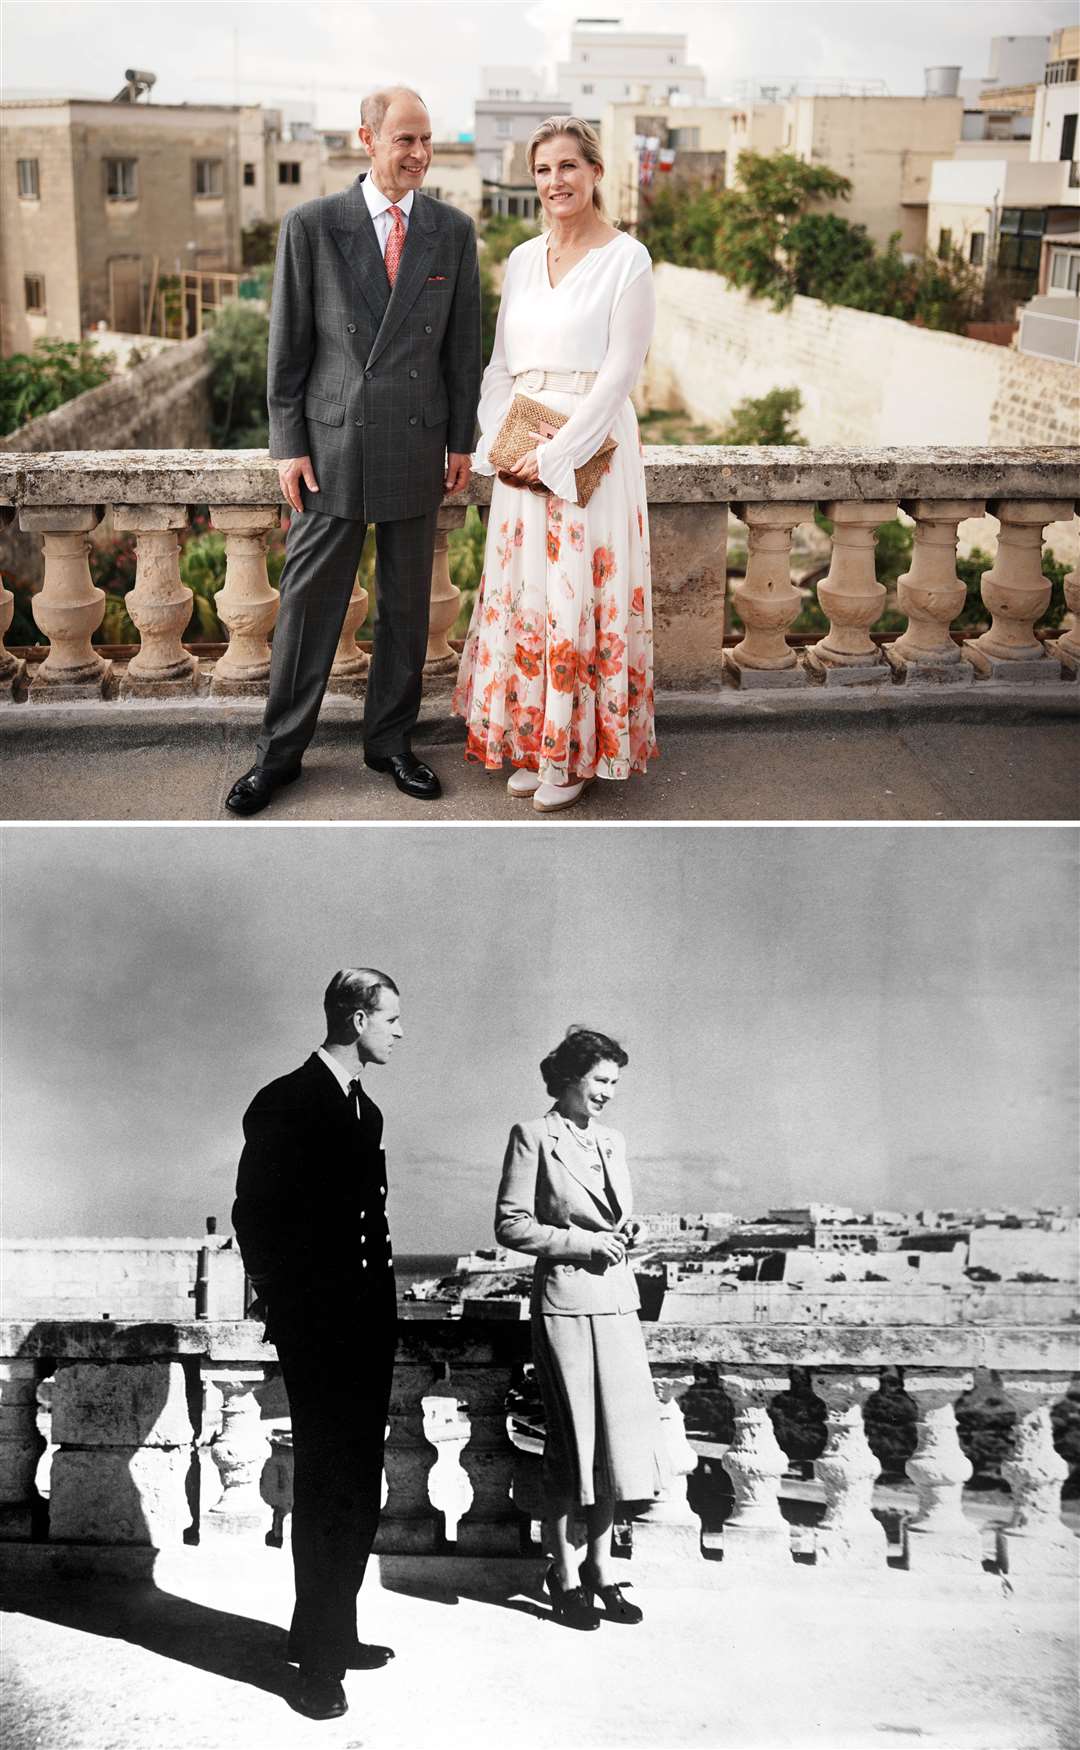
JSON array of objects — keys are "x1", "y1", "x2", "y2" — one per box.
[
  {"x1": 533, "y1": 1309, "x2": 670, "y2": 1508},
  {"x1": 452, "y1": 398, "x2": 657, "y2": 784}
]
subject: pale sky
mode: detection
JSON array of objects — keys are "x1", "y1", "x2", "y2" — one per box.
[
  {"x1": 1, "y1": 826, "x2": 1075, "y2": 1250},
  {"x1": 2, "y1": 0, "x2": 1076, "y2": 136}
]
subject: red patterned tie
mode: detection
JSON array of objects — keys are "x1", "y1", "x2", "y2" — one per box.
[{"x1": 385, "y1": 204, "x2": 405, "y2": 286}]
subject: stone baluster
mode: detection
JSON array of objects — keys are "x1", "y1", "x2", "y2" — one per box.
[
  {"x1": 445, "y1": 1363, "x2": 522, "y2": 1554},
  {"x1": 208, "y1": 506, "x2": 280, "y2": 696},
  {"x1": 19, "y1": 506, "x2": 112, "y2": 700},
  {"x1": 884, "y1": 500, "x2": 984, "y2": 683},
  {"x1": 996, "y1": 1372, "x2": 1076, "y2": 1580},
  {"x1": 811, "y1": 1370, "x2": 887, "y2": 1568},
  {"x1": 964, "y1": 499, "x2": 1075, "y2": 680},
  {"x1": 262, "y1": 1428, "x2": 294, "y2": 1545},
  {"x1": 1050, "y1": 534, "x2": 1080, "y2": 675},
  {"x1": 199, "y1": 1367, "x2": 273, "y2": 1537},
  {"x1": 630, "y1": 1372, "x2": 702, "y2": 1575},
  {"x1": 48, "y1": 1360, "x2": 193, "y2": 1546},
  {"x1": 422, "y1": 1389, "x2": 473, "y2": 1544},
  {"x1": 0, "y1": 508, "x2": 27, "y2": 696},
  {"x1": 425, "y1": 506, "x2": 465, "y2": 668},
  {"x1": 804, "y1": 501, "x2": 894, "y2": 685},
  {"x1": 326, "y1": 574, "x2": 370, "y2": 696},
  {"x1": 111, "y1": 505, "x2": 199, "y2": 698},
  {"x1": 718, "y1": 1369, "x2": 792, "y2": 1567},
  {"x1": 0, "y1": 1359, "x2": 45, "y2": 1539},
  {"x1": 725, "y1": 502, "x2": 810, "y2": 687},
  {"x1": 902, "y1": 1370, "x2": 982, "y2": 1573},
  {"x1": 377, "y1": 1361, "x2": 442, "y2": 1553}
]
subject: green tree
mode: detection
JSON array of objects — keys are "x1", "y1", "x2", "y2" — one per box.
[
  {"x1": 719, "y1": 386, "x2": 806, "y2": 446},
  {"x1": 206, "y1": 302, "x2": 270, "y2": 447},
  {"x1": 637, "y1": 180, "x2": 729, "y2": 271},
  {"x1": 480, "y1": 215, "x2": 540, "y2": 263},
  {"x1": 784, "y1": 210, "x2": 874, "y2": 302},
  {"x1": 711, "y1": 152, "x2": 853, "y2": 307},
  {"x1": 0, "y1": 340, "x2": 113, "y2": 437},
  {"x1": 242, "y1": 219, "x2": 279, "y2": 267}
]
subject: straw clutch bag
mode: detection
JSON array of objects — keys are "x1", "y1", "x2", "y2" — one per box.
[{"x1": 488, "y1": 393, "x2": 617, "y2": 507}]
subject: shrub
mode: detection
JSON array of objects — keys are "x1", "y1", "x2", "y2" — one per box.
[
  {"x1": 0, "y1": 339, "x2": 113, "y2": 437},
  {"x1": 206, "y1": 302, "x2": 270, "y2": 448},
  {"x1": 481, "y1": 215, "x2": 540, "y2": 263},
  {"x1": 719, "y1": 387, "x2": 805, "y2": 446}
]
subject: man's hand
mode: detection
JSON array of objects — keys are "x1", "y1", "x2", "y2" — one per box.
[
  {"x1": 445, "y1": 452, "x2": 471, "y2": 494},
  {"x1": 277, "y1": 456, "x2": 319, "y2": 514}
]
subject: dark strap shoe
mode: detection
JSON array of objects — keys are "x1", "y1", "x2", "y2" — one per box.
[
  {"x1": 364, "y1": 750, "x2": 442, "y2": 801},
  {"x1": 581, "y1": 1561, "x2": 644, "y2": 1624},
  {"x1": 290, "y1": 1673, "x2": 348, "y2": 1720},
  {"x1": 224, "y1": 764, "x2": 301, "y2": 817},
  {"x1": 544, "y1": 1563, "x2": 600, "y2": 1630}
]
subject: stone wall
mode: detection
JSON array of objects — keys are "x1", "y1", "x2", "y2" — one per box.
[
  {"x1": 644, "y1": 263, "x2": 1080, "y2": 450},
  {"x1": 0, "y1": 1237, "x2": 245, "y2": 1322},
  {"x1": 0, "y1": 335, "x2": 212, "y2": 587}
]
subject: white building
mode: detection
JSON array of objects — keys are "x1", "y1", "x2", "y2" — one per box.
[{"x1": 556, "y1": 21, "x2": 707, "y2": 129}]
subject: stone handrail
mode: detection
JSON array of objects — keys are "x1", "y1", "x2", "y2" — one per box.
[
  {"x1": 2, "y1": 1316, "x2": 1075, "y2": 1586},
  {"x1": 1, "y1": 446, "x2": 1078, "y2": 700}
]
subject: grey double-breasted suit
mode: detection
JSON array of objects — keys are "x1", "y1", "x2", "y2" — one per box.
[{"x1": 255, "y1": 177, "x2": 482, "y2": 772}]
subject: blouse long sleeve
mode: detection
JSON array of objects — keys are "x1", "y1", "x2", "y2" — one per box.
[
  {"x1": 471, "y1": 262, "x2": 516, "y2": 476},
  {"x1": 534, "y1": 265, "x2": 655, "y2": 503},
  {"x1": 495, "y1": 1124, "x2": 583, "y2": 1260}
]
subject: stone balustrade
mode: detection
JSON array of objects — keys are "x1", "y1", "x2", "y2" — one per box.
[
  {"x1": 1, "y1": 1318, "x2": 1075, "y2": 1589},
  {"x1": 0, "y1": 448, "x2": 1077, "y2": 702}
]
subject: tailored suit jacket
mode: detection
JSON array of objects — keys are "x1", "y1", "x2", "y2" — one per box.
[
  {"x1": 232, "y1": 1054, "x2": 396, "y2": 1343},
  {"x1": 267, "y1": 175, "x2": 482, "y2": 524},
  {"x1": 495, "y1": 1111, "x2": 641, "y2": 1316}
]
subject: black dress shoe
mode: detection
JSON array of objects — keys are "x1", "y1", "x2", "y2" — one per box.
[
  {"x1": 290, "y1": 1673, "x2": 347, "y2": 1720},
  {"x1": 347, "y1": 1641, "x2": 394, "y2": 1670},
  {"x1": 224, "y1": 764, "x2": 301, "y2": 817},
  {"x1": 544, "y1": 1563, "x2": 599, "y2": 1630},
  {"x1": 364, "y1": 750, "x2": 441, "y2": 801}
]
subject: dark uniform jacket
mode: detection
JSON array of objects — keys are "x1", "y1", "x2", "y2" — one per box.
[
  {"x1": 232, "y1": 1054, "x2": 396, "y2": 1340},
  {"x1": 266, "y1": 177, "x2": 482, "y2": 524}
]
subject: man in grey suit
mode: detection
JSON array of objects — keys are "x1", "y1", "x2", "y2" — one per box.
[{"x1": 226, "y1": 87, "x2": 482, "y2": 815}]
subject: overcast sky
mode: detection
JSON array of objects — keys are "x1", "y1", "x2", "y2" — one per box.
[
  {"x1": 3, "y1": 0, "x2": 1076, "y2": 135},
  {"x1": 1, "y1": 825, "x2": 1075, "y2": 1251}
]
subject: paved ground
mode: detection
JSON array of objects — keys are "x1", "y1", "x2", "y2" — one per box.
[
  {"x1": 2, "y1": 686, "x2": 1078, "y2": 821},
  {"x1": 2, "y1": 1549, "x2": 1076, "y2": 1750}
]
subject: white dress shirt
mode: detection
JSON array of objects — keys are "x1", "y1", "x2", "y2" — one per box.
[
  {"x1": 362, "y1": 175, "x2": 414, "y2": 258},
  {"x1": 315, "y1": 1046, "x2": 357, "y2": 1098}
]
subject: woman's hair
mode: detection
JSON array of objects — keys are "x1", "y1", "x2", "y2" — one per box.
[
  {"x1": 526, "y1": 115, "x2": 605, "y2": 215},
  {"x1": 540, "y1": 1025, "x2": 628, "y2": 1096}
]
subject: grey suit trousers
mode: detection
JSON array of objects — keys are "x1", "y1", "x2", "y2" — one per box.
[{"x1": 254, "y1": 505, "x2": 438, "y2": 773}]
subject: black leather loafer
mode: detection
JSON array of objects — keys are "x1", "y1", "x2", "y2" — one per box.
[
  {"x1": 290, "y1": 1673, "x2": 348, "y2": 1720},
  {"x1": 224, "y1": 764, "x2": 301, "y2": 817},
  {"x1": 364, "y1": 750, "x2": 442, "y2": 801},
  {"x1": 347, "y1": 1641, "x2": 395, "y2": 1669}
]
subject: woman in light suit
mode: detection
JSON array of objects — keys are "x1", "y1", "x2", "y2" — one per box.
[{"x1": 496, "y1": 1026, "x2": 669, "y2": 1629}]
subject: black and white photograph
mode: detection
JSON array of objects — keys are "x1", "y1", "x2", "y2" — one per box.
[{"x1": 0, "y1": 1, "x2": 1078, "y2": 1748}]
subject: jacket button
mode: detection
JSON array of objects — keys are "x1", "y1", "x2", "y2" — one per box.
[
  {"x1": 354, "y1": 418, "x2": 363, "y2": 427},
  {"x1": 409, "y1": 415, "x2": 418, "y2": 425},
  {"x1": 347, "y1": 323, "x2": 356, "y2": 333},
  {"x1": 365, "y1": 369, "x2": 373, "y2": 379},
  {"x1": 362, "y1": 1258, "x2": 368, "y2": 1268},
  {"x1": 424, "y1": 324, "x2": 432, "y2": 334},
  {"x1": 409, "y1": 368, "x2": 418, "y2": 379}
]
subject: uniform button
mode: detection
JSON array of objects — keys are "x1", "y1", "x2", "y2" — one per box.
[
  {"x1": 424, "y1": 324, "x2": 432, "y2": 334},
  {"x1": 380, "y1": 1184, "x2": 386, "y2": 1195},
  {"x1": 409, "y1": 415, "x2": 418, "y2": 426},
  {"x1": 409, "y1": 368, "x2": 418, "y2": 379},
  {"x1": 354, "y1": 418, "x2": 363, "y2": 427},
  {"x1": 347, "y1": 323, "x2": 356, "y2": 334},
  {"x1": 362, "y1": 1258, "x2": 368, "y2": 1268},
  {"x1": 386, "y1": 1258, "x2": 393, "y2": 1268}
]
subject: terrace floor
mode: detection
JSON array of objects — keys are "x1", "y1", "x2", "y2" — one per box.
[
  {"x1": 2, "y1": 1545, "x2": 1076, "y2": 1750},
  {"x1": 2, "y1": 683, "x2": 1078, "y2": 822}
]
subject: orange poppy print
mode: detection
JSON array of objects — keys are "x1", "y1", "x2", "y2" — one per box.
[{"x1": 548, "y1": 638, "x2": 577, "y2": 693}]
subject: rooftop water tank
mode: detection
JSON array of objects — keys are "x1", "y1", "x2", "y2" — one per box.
[{"x1": 925, "y1": 66, "x2": 962, "y2": 97}]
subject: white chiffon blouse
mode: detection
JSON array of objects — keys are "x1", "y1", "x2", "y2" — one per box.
[{"x1": 473, "y1": 230, "x2": 655, "y2": 503}]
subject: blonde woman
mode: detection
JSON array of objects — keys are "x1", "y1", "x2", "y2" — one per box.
[{"x1": 453, "y1": 118, "x2": 657, "y2": 813}]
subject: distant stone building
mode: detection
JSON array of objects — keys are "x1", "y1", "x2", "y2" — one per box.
[{"x1": 555, "y1": 23, "x2": 706, "y2": 128}]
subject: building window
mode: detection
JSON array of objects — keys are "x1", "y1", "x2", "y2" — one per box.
[
  {"x1": 496, "y1": 118, "x2": 512, "y2": 138},
  {"x1": 582, "y1": 83, "x2": 594, "y2": 95},
  {"x1": 1046, "y1": 57, "x2": 1079, "y2": 84},
  {"x1": 1049, "y1": 247, "x2": 1080, "y2": 293},
  {"x1": 194, "y1": 158, "x2": 224, "y2": 198},
  {"x1": 24, "y1": 273, "x2": 46, "y2": 313},
  {"x1": 998, "y1": 207, "x2": 1046, "y2": 276},
  {"x1": 278, "y1": 161, "x2": 301, "y2": 185},
  {"x1": 937, "y1": 227, "x2": 952, "y2": 258},
  {"x1": 243, "y1": 162, "x2": 256, "y2": 187},
  {"x1": 969, "y1": 231, "x2": 985, "y2": 266},
  {"x1": 17, "y1": 158, "x2": 40, "y2": 199},
  {"x1": 105, "y1": 158, "x2": 137, "y2": 200},
  {"x1": 1060, "y1": 113, "x2": 1077, "y2": 162}
]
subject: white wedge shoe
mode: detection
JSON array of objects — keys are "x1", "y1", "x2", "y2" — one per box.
[
  {"x1": 532, "y1": 778, "x2": 594, "y2": 814},
  {"x1": 507, "y1": 768, "x2": 542, "y2": 798}
]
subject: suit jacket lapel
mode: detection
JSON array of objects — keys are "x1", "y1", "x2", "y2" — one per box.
[
  {"x1": 545, "y1": 1110, "x2": 617, "y2": 1217},
  {"x1": 368, "y1": 192, "x2": 438, "y2": 367},
  {"x1": 330, "y1": 178, "x2": 391, "y2": 328}
]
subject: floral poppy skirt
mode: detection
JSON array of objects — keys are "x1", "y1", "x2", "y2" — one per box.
[{"x1": 452, "y1": 404, "x2": 657, "y2": 783}]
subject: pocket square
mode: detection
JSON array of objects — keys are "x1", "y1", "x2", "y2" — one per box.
[{"x1": 427, "y1": 274, "x2": 447, "y2": 282}]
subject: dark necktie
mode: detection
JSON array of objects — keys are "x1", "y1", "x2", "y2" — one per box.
[{"x1": 348, "y1": 1077, "x2": 363, "y2": 1120}]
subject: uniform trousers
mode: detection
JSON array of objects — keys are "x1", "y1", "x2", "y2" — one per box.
[
  {"x1": 254, "y1": 505, "x2": 438, "y2": 774},
  {"x1": 274, "y1": 1321, "x2": 396, "y2": 1678}
]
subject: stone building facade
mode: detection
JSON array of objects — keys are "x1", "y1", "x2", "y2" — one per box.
[{"x1": 1, "y1": 98, "x2": 243, "y2": 355}]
